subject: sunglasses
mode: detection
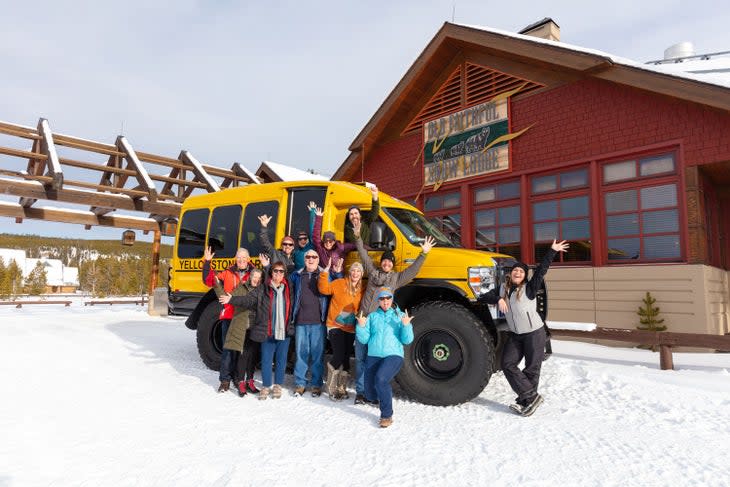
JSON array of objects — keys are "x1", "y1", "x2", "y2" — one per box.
[
  {"x1": 271, "y1": 268, "x2": 285, "y2": 274},
  {"x1": 305, "y1": 255, "x2": 318, "y2": 260},
  {"x1": 323, "y1": 239, "x2": 335, "y2": 244},
  {"x1": 298, "y1": 236, "x2": 309, "y2": 241},
  {"x1": 378, "y1": 296, "x2": 393, "y2": 301},
  {"x1": 281, "y1": 242, "x2": 294, "y2": 247}
]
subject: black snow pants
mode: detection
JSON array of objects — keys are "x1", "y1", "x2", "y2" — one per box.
[{"x1": 501, "y1": 327, "x2": 547, "y2": 405}]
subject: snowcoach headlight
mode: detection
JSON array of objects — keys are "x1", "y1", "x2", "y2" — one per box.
[{"x1": 468, "y1": 266, "x2": 495, "y2": 298}]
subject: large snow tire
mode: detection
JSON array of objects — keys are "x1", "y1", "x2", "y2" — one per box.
[
  {"x1": 397, "y1": 301, "x2": 494, "y2": 406},
  {"x1": 196, "y1": 301, "x2": 224, "y2": 371}
]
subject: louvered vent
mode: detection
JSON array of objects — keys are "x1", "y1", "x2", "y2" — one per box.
[
  {"x1": 402, "y1": 63, "x2": 543, "y2": 135},
  {"x1": 465, "y1": 63, "x2": 541, "y2": 106},
  {"x1": 403, "y1": 67, "x2": 462, "y2": 134}
]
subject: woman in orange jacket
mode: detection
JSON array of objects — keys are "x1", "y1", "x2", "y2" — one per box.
[{"x1": 317, "y1": 257, "x2": 363, "y2": 400}]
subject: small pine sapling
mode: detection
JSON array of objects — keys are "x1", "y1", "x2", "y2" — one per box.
[{"x1": 637, "y1": 291, "x2": 666, "y2": 332}]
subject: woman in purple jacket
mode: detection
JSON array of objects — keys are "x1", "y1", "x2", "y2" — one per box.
[{"x1": 311, "y1": 204, "x2": 356, "y2": 264}]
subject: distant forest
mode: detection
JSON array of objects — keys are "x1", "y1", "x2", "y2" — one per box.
[{"x1": 0, "y1": 234, "x2": 172, "y2": 297}]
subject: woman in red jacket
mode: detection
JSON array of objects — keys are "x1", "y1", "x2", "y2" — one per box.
[{"x1": 202, "y1": 246, "x2": 253, "y2": 393}]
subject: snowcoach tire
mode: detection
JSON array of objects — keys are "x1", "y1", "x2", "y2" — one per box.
[
  {"x1": 396, "y1": 301, "x2": 494, "y2": 406},
  {"x1": 196, "y1": 301, "x2": 224, "y2": 371}
]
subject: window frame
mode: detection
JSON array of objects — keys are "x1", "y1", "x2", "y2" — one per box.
[
  {"x1": 472, "y1": 179, "x2": 522, "y2": 259},
  {"x1": 529, "y1": 185, "x2": 592, "y2": 265},
  {"x1": 600, "y1": 153, "x2": 683, "y2": 264},
  {"x1": 601, "y1": 176, "x2": 682, "y2": 263}
]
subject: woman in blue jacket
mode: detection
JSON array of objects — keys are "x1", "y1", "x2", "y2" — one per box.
[{"x1": 356, "y1": 287, "x2": 414, "y2": 428}]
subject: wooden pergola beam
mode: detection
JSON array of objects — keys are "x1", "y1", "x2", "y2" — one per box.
[
  {"x1": 20, "y1": 137, "x2": 42, "y2": 208},
  {"x1": 179, "y1": 150, "x2": 220, "y2": 192},
  {"x1": 116, "y1": 136, "x2": 157, "y2": 202},
  {"x1": 0, "y1": 177, "x2": 181, "y2": 217},
  {"x1": 38, "y1": 118, "x2": 63, "y2": 190},
  {"x1": 221, "y1": 162, "x2": 259, "y2": 188},
  {"x1": 0, "y1": 201, "x2": 160, "y2": 231}
]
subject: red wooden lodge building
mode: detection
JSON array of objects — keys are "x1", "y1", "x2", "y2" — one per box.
[{"x1": 334, "y1": 20, "x2": 730, "y2": 335}]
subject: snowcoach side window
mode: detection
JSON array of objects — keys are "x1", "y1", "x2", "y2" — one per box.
[
  {"x1": 177, "y1": 208, "x2": 210, "y2": 259},
  {"x1": 207, "y1": 205, "x2": 242, "y2": 258},
  {"x1": 240, "y1": 200, "x2": 279, "y2": 257}
]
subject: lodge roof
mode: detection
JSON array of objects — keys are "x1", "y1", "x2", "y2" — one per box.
[{"x1": 333, "y1": 22, "x2": 730, "y2": 181}]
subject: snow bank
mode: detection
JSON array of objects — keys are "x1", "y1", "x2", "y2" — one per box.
[
  {"x1": 546, "y1": 320, "x2": 597, "y2": 331},
  {"x1": 1, "y1": 305, "x2": 728, "y2": 486}
]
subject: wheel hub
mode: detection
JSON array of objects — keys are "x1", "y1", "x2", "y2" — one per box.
[{"x1": 414, "y1": 329, "x2": 464, "y2": 380}]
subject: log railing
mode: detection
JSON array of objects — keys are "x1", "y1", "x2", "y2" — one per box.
[{"x1": 550, "y1": 327, "x2": 730, "y2": 370}]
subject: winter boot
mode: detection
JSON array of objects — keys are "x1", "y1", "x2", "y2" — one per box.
[
  {"x1": 520, "y1": 394, "x2": 544, "y2": 417},
  {"x1": 272, "y1": 384, "x2": 282, "y2": 399},
  {"x1": 246, "y1": 378, "x2": 260, "y2": 394},
  {"x1": 237, "y1": 381, "x2": 247, "y2": 397},
  {"x1": 258, "y1": 387, "x2": 270, "y2": 401},
  {"x1": 217, "y1": 380, "x2": 230, "y2": 393},
  {"x1": 336, "y1": 370, "x2": 350, "y2": 400},
  {"x1": 325, "y1": 363, "x2": 340, "y2": 400}
]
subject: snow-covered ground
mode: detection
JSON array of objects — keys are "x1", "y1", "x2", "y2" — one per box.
[{"x1": 1, "y1": 303, "x2": 729, "y2": 487}]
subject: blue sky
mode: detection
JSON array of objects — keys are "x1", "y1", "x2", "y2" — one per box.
[{"x1": 1, "y1": 0, "x2": 728, "y2": 242}]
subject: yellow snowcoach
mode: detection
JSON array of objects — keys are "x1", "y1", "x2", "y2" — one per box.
[{"x1": 169, "y1": 181, "x2": 542, "y2": 406}]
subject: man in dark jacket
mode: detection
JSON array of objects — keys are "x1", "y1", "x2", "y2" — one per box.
[
  {"x1": 289, "y1": 250, "x2": 329, "y2": 397},
  {"x1": 220, "y1": 261, "x2": 293, "y2": 400}
]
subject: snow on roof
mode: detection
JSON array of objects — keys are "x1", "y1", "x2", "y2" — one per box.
[
  {"x1": 455, "y1": 23, "x2": 730, "y2": 89},
  {"x1": 25, "y1": 257, "x2": 64, "y2": 284},
  {"x1": 0, "y1": 248, "x2": 27, "y2": 266},
  {"x1": 259, "y1": 161, "x2": 330, "y2": 181}
]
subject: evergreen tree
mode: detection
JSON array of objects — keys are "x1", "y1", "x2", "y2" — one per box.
[
  {"x1": 637, "y1": 291, "x2": 666, "y2": 332},
  {"x1": 0, "y1": 257, "x2": 8, "y2": 299},
  {"x1": 7, "y1": 260, "x2": 23, "y2": 297},
  {"x1": 25, "y1": 261, "x2": 48, "y2": 295}
]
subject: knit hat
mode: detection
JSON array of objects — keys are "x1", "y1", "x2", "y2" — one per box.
[
  {"x1": 349, "y1": 262, "x2": 364, "y2": 273},
  {"x1": 323, "y1": 231, "x2": 336, "y2": 242},
  {"x1": 380, "y1": 250, "x2": 395, "y2": 265},
  {"x1": 510, "y1": 262, "x2": 529, "y2": 274},
  {"x1": 376, "y1": 287, "x2": 394, "y2": 299}
]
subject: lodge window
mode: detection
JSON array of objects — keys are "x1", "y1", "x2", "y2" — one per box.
[
  {"x1": 474, "y1": 180, "x2": 521, "y2": 260},
  {"x1": 602, "y1": 154, "x2": 681, "y2": 262},
  {"x1": 530, "y1": 168, "x2": 591, "y2": 263},
  {"x1": 425, "y1": 192, "x2": 461, "y2": 246}
]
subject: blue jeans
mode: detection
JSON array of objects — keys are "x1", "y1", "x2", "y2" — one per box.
[
  {"x1": 364, "y1": 355, "x2": 404, "y2": 419},
  {"x1": 354, "y1": 339, "x2": 368, "y2": 395},
  {"x1": 219, "y1": 319, "x2": 236, "y2": 382},
  {"x1": 294, "y1": 324, "x2": 326, "y2": 388},
  {"x1": 260, "y1": 336, "x2": 291, "y2": 387}
]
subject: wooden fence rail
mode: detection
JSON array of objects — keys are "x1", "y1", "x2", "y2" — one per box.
[
  {"x1": 84, "y1": 298, "x2": 148, "y2": 306},
  {"x1": 0, "y1": 300, "x2": 72, "y2": 308},
  {"x1": 550, "y1": 327, "x2": 730, "y2": 370}
]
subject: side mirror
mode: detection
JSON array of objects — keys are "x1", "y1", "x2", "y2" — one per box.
[{"x1": 369, "y1": 222, "x2": 394, "y2": 250}]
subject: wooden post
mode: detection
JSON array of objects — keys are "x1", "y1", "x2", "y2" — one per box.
[
  {"x1": 659, "y1": 345, "x2": 674, "y2": 370},
  {"x1": 149, "y1": 229, "x2": 161, "y2": 294}
]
